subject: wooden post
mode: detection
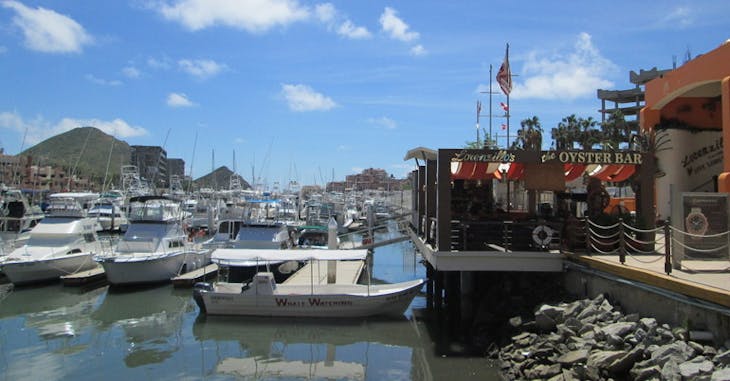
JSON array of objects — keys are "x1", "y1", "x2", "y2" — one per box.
[
  {"x1": 618, "y1": 218, "x2": 626, "y2": 264},
  {"x1": 664, "y1": 220, "x2": 672, "y2": 274},
  {"x1": 584, "y1": 217, "x2": 592, "y2": 255}
]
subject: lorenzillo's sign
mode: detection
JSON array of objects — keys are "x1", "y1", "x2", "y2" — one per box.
[{"x1": 451, "y1": 149, "x2": 643, "y2": 165}]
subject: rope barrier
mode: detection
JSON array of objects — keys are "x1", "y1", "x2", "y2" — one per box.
[
  {"x1": 670, "y1": 237, "x2": 728, "y2": 253},
  {"x1": 622, "y1": 223, "x2": 663, "y2": 234},
  {"x1": 624, "y1": 240, "x2": 663, "y2": 256},
  {"x1": 589, "y1": 243, "x2": 618, "y2": 255},
  {"x1": 588, "y1": 227, "x2": 620, "y2": 240},
  {"x1": 669, "y1": 225, "x2": 730, "y2": 239},
  {"x1": 622, "y1": 232, "x2": 659, "y2": 246},
  {"x1": 586, "y1": 219, "x2": 620, "y2": 230}
]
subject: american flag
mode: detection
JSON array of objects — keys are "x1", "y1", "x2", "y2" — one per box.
[
  {"x1": 496, "y1": 44, "x2": 512, "y2": 96},
  {"x1": 500, "y1": 102, "x2": 509, "y2": 112}
]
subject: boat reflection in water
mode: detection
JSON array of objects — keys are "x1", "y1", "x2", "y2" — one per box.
[
  {"x1": 91, "y1": 285, "x2": 191, "y2": 368},
  {"x1": 0, "y1": 283, "x2": 105, "y2": 339},
  {"x1": 193, "y1": 315, "x2": 431, "y2": 380},
  {"x1": 0, "y1": 283, "x2": 106, "y2": 380}
]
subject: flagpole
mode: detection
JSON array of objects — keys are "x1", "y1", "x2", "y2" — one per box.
[
  {"x1": 489, "y1": 64, "x2": 493, "y2": 148},
  {"x1": 505, "y1": 43, "x2": 511, "y2": 148}
]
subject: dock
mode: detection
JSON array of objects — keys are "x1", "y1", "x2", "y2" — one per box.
[
  {"x1": 283, "y1": 260, "x2": 365, "y2": 286},
  {"x1": 171, "y1": 264, "x2": 219, "y2": 288},
  {"x1": 61, "y1": 266, "x2": 106, "y2": 286}
]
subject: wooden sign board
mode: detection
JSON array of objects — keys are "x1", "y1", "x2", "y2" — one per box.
[{"x1": 523, "y1": 162, "x2": 565, "y2": 191}]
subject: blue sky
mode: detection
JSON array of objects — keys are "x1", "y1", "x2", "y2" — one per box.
[{"x1": 0, "y1": 1, "x2": 728, "y2": 188}]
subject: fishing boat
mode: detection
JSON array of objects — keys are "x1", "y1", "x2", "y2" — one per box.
[
  {"x1": 0, "y1": 194, "x2": 102, "y2": 285},
  {"x1": 87, "y1": 196, "x2": 128, "y2": 232},
  {"x1": 95, "y1": 195, "x2": 210, "y2": 285},
  {"x1": 0, "y1": 187, "x2": 45, "y2": 248},
  {"x1": 193, "y1": 249, "x2": 424, "y2": 318}
]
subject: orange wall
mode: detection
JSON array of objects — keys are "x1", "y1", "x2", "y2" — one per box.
[
  {"x1": 645, "y1": 41, "x2": 730, "y2": 108},
  {"x1": 660, "y1": 97, "x2": 723, "y2": 129}
]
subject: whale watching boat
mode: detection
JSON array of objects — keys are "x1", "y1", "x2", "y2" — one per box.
[{"x1": 193, "y1": 249, "x2": 424, "y2": 318}]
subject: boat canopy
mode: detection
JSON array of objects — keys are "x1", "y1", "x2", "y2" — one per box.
[{"x1": 211, "y1": 248, "x2": 368, "y2": 263}]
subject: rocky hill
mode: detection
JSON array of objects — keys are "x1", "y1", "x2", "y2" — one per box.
[
  {"x1": 21, "y1": 126, "x2": 131, "y2": 181},
  {"x1": 194, "y1": 166, "x2": 251, "y2": 190}
]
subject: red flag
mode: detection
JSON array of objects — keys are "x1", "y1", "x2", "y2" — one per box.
[
  {"x1": 496, "y1": 44, "x2": 512, "y2": 96},
  {"x1": 500, "y1": 102, "x2": 509, "y2": 112},
  {"x1": 501, "y1": 124, "x2": 507, "y2": 130}
]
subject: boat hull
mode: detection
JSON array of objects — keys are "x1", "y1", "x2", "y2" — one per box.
[
  {"x1": 99, "y1": 250, "x2": 210, "y2": 285},
  {"x1": 2, "y1": 253, "x2": 98, "y2": 285},
  {"x1": 195, "y1": 279, "x2": 424, "y2": 318}
]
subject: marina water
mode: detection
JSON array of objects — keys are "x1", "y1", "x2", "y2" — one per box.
[{"x1": 0, "y1": 224, "x2": 501, "y2": 380}]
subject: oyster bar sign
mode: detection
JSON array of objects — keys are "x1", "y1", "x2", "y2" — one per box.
[{"x1": 541, "y1": 151, "x2": 643, "y2": 165}]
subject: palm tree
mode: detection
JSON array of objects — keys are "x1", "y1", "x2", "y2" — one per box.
[{"x1": 512, "y1": 116, "x2": 543, "y2": 150}]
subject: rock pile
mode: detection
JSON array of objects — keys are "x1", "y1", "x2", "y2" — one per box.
[{"x1": 497, "y1": 294, "x2": 730, "y2": 380}]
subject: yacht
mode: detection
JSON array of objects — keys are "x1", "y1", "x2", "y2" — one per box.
[
  {"x1": 0, "y1": 194, "x2": 102, "y2": 285},
  {"x1": 87, "y1": 196, "x2": 129, "y2": 232},
  {"x1": 0, "y1": 187, "x2": 45, "y2": 248},
  {"x1": 95, "y1": 195, "x2": 210, "y2": 285}
]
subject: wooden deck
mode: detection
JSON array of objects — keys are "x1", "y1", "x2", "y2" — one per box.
[
  {"x1": 283, "y1": 260, "x2": 365, "y2": 286},
  {"x1": 567, "y1": 253, "x2": 730, "y2": 308},
  {"x1": 171, "y1": 264, "x2": 219, "y2": 288},
  {"x1": 61, "y1": 266, "x2": 106, "y2": 286}
]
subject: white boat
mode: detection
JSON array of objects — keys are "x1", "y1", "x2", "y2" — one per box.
[
  {"x1": 193, "y1": 249, "x2": 424, "y2": 318},
  {"x1": 0, "y1": 195, "x2": 102, "y2": 285},
  {"x1": 0, "y1": 187, "x2": 45, "y2": 248},
  {"x1": 206, "y1": 220, "x2": 296, "y2": 282},
  {"x1": 95, "y1": 195, "x2": 210, "y2": 286},
  {"x1": 87, "y1": 197, "x2": 129, "y2": 232}
]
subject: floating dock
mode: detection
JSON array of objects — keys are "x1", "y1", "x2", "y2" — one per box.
[
  {"x1": 171, "y1": 264, "x2": 219, "y2": 288},
  {"x1": 61, "y1": 266, "x2": 106, "y2": 286}
]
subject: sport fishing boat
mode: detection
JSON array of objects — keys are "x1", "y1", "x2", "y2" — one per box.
[
  {"x1": 1, "y1": 194, "x2": 102, "y2": 285},
  {"x1": 193, "y1": 249, "x2": 424, "y2": 318},
  {"x1": 95, "y1": 195, "x2": 210, "y2": 285}
]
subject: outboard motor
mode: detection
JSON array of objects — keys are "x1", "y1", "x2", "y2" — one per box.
[{"x1": 193, "y1": 282, "x2": 214, "y2": 312}]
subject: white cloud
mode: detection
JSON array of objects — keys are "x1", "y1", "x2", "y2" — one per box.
[
  {"x1": 368, "y1": 116, "x2": 397, "y2": 129},
  {"x1": 315, "y1": 3, "x2": 370, "y2": 40},
  {"x1": 0, "y1": 111, "x2": 147, "y2": 147},
  {"x1": 511, "y1": 33, "x2": 616, "y2": 100},
  {"x1": 85, "y1": 74, "x2": 122, "y2": 86},
  {"x1": 234, "y1": 137, "x2": 245, "y2": 144},
  {"x1": 658, "y1": 6, "x2": 694, "y2": 29},
  {"x1": 122, "y1": 66, "x2": 140, "y2": 78},
  {"x1": 0, "y1": 46, "x2": 7, "y2": 54},
  {"x1": 281, "y1": 84, "x2": 336, "y2": 111},
  {"x1": 154, "y1": 0, "x2": 309, "y2": 33},
  {"x1": 379, "y1": 7, "x2": 419, "y2": 42},
  {"x1": 314, "y1": 3, "x2": 335, "y2": 23},
  {"x1": 410, "y1": 44, "x2": 426, "y2": 56},
  {"x1": 336, "y1": 145, "x2": 351, "y2": 152},
  {"x1": 2, "y1": 1, "x2": 93, "y2": 53},
  {"x1": 167, "y1": 93, "x2": 196, "y2": 107},
  {"x1": 147, "y1": 57, "x2": 172, "y2": 70},
  {"x1": 178, "y1": 59, "x2": 226, "y2": 79},
  {"x1": 337, "y1": 20, "x2": 371, "y2": 39}
]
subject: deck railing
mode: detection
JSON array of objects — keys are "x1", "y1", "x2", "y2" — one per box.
[{"x1": 584, "y1": 218, "x2": 730, "y2": 275}]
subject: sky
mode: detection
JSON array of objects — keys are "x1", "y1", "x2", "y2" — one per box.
[{"x1": 0, "y1": 1, "x2": 728, "y2": 189}]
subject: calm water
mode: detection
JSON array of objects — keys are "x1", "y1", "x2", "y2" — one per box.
[{"x1": 0, "y1": 227, "x2": 500, "y2": 380}]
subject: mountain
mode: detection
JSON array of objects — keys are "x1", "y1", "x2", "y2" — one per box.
[
  {"x1": 194, "y1": 166, "x2": 251, "y2": 190},
  {"x1": 21, "y1": 127, "x2": 131, "y2": 181}
]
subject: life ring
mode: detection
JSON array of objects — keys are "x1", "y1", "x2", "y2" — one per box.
[{"x1": 532, "y1": 225, "x2": 554, "y2": 247}]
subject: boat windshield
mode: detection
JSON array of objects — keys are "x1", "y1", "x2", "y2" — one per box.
[{"x1": 128, "y1": 201, "x2": 179, "y2": 222}]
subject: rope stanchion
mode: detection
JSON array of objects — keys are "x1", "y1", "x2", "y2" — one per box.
[
  {"x1": 586, "y1": 219, "x2": 620, "y2": 230},
  {"x1": 622, "y1": 223, "x2": 664, "y2": 234}
]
